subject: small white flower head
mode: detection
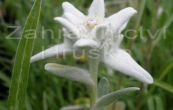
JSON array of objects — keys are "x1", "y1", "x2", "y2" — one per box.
[{"x1": 31, "y1": 0, "x2": 153, "y2": 84}]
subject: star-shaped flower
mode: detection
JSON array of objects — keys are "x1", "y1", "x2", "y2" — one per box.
[{"x1": 31, "y1": 0, "x2": 153, "y2": 84}]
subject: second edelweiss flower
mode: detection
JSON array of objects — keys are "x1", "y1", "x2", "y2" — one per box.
[{"x1": 31, "y1": 0, "x2": 153, "y2": 84}]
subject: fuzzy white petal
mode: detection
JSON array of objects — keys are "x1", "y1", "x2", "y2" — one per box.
[
  {"x1": 119, "y1": 22, "x2": 128, "y2": 33},
  {"x1": 105, "y1": 7, "x2": 137, "y2": 33},
  {"x1": 88, "y1": 0, "x2": 105, "y2": 18},
  {"x1": 64, "y1": 13, "x2": 82, "y2": 25},
  {"x1": 62, "y1": 2, "x2": 86, "y2": 20},
  {"x1": 30, "y1": 44, "x2": 72, "y2": 63},
  {"x1": 113, "y1": 34, "x2": 124, "y2": 48},
  {"x1": 54, "y1": 17, "x2": 79, "y2": 37},
  {"x1": 63, "y1": 28, "x2": 78, "y2": 41},
  {"x1": 74, "y1": 39, "x2": 99, "y2": 49},
  {"x1": 103, "y1": 49, "x2": 153, "y2": 84},
  {"x1": 45, "y1": 63, "x2": 94, "y2": 86}
]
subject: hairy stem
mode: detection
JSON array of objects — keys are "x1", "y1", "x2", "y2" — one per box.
[{"x1": 88, "y1": 57, "x2": 99, "y2": 106}]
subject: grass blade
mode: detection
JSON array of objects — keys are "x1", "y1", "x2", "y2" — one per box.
[
  {"x1": 7, "y1": 0, "x2": 42, "y2": 110},
  {"x1": 147, "y1": 97, "x2": 155, "y2": 110},
  {"x1": 154, "y1": 80, "x2": 173, "y2": 94}
]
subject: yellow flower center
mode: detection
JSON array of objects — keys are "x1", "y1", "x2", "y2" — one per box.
[{"x1": 86, "y1": 19, "x2": 98, "y2": 29}]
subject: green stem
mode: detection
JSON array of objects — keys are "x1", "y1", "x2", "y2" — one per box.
[{"x1": 88, "y1": 57, "x2": 99, "y2": 106}]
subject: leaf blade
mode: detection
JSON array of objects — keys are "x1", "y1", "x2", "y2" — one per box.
[
  {"x1": 97, "y1": 77, "x2": 110, "y2": 98},
  {"x1": 154, "y1": 80, "x2": 173, "y2": 94},
  {"x1": 45, "y1": 63, "x2": 94, "y2": 86},
  {"x1": 7, "y1": 0, "x2": 42, "y2": 110},
  {"x1": 92, "y1": 87, "x2": 140, "y2": 110}
]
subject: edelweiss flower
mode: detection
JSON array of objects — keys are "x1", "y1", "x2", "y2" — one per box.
[{"x1": 31, "y1": 0, "x2": 153, "y2": 84}]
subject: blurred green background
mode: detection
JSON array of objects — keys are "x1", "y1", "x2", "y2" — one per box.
[{"x1": 0, "y1": 0, "x2": 173, "y2": 110}]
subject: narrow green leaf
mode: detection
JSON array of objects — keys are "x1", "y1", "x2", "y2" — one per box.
[
  {"x1": 147, "y1": 95, "x2": 164, "y2": 110},
  {"x1": 0, "y1": 71, "x2": 10, "y2": 87},
  {"x1": 147, "y1": 97, "x2": 155, "y2": 110},
  {"x1": 155, "y1": 96, "x2": 164, "y2": 110},
  {"x1": 136, "y1": 0, "x2": 146, "y2": 28},
  {"x1": 159, "y1": 61, "x2": 173, "y2": 80},
  {"x1": 92, "y1": 87, "x2": 140, "y2": 110},
  {"x1": 43, "y1": 92, "x2": 48, "y2": 110},
  {"x1": 127, "y1": 100, "x2": 135, "y2": 110},
  {"x1": 97, "y1": 77, "x2": 110, "y2": 98},
  {"x1": 7, "y1": 0, "x2": 42, "y2": 110},
  {"x1": 0, "y1": 101, "x2": 7, "y2": 110},
  {"x1": 25, "y1": 96, "x2": 33, "y2": 110},
  {"x1": 153, "y1": 14, "x2": 173, "y2": 46},
  {"x1": 45, "y1": 63, "x2": 94, "y2": 86},
  {"x1": 154, "y1": 80, "x2": 173, "y2": 94}
]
